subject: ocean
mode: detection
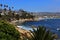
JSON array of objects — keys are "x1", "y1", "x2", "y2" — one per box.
[{"x1": 18, "y1": 19, "x2": 60, "y2": 38}]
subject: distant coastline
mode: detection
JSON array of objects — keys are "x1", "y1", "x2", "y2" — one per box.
[{"x1": 11, "y1": 18, "x2": 60, "y2": 25}]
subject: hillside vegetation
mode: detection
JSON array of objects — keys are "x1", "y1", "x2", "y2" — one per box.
[{"x1": 0, "y1": 20, "x2": 20, "y2": 40}]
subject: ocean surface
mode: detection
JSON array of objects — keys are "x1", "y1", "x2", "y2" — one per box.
[{"x1": 18, "y1": 19, "x2": 60, "y2": 38}]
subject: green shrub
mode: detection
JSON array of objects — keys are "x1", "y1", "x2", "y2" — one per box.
[{"x1": 0, "y1": 20, "x2": 20, "y2": 40}]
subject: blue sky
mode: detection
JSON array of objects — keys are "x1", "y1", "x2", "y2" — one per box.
[{"x1": 0, "y1": 0, "x2": 60, "y2": 12}]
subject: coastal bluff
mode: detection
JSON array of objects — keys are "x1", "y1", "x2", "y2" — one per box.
[{"x1": 10, "y1": 20, "x2": 33, "y2": 40}]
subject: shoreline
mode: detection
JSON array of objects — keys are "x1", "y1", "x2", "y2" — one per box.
[
  {"x1": 10, "y1": 18, "x2": 60, "y2": 25},
  {"x1": 10, "y1": 19, "x2": 60, "y2": 39}
]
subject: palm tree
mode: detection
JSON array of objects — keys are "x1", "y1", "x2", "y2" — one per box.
[
  {"x1": 3, "y1": 4, "x2": 8, "y2": 15},
  {"x1": 8, "y1": 7, "x2": 11, "y2": 12},
  {"x1": 8, "y1": 7, "x2": 12, "y2": 16},
  {"x1": 11, "y1": 7, "x2": 14, "y2": 18},
  {"x1": 0, "y1": 4, "x2": 2, "y2": 8},
  {"x1": 12, "y1": 7, "x2": 14, "y2": 10},
  {"x1": 30, "y1": 26, "x2": 57, "y2": 40},
  {"x1": 0, "y1": 4, "x2": 2, "y2": 13},
  {"x1": 3, "y1": 8, "x2": 7, "y2": 15},
  {"x1": 4, "y1": 4, "x2": 8, "y2": 8}
]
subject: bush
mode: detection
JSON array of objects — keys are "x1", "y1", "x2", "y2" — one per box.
[
  {"x1": 0, "y1": 20, "x2": 20, "y2": 40},
  {"x1": 30, "y1": 26, "x2": 57, "y2": 40}
]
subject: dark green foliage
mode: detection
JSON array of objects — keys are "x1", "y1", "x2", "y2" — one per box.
[
  {"x1": 0, "y1": 20, "x2": 20, "y2": 40},
  {"x1": 0, "y1": 13, "x2": 2, "y2": 17},
  {"x1": 31, "y1": 26, "x2": 56, "y2": 40},
  {"x1": 15, "y1": 14, "x2": 20, "y2": 20},
  {"x1": 20, "y1": 12, "x2": 34, "y2": 19},
  {"x1": 0, "y1": 6, "x2": 34, "y2": 21}
]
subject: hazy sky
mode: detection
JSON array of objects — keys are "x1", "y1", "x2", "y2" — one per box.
[{"x1": 0, "y1": 0, "x2": 60, "y2": 12}]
